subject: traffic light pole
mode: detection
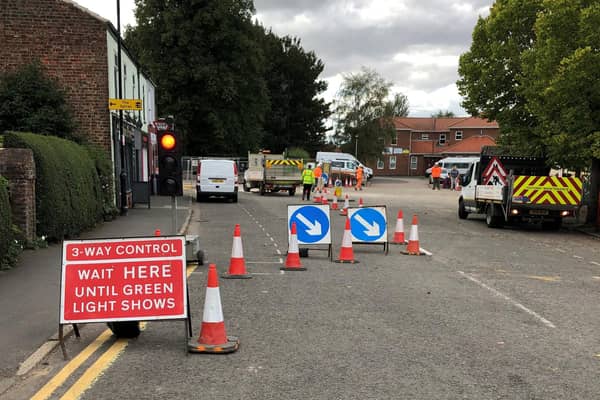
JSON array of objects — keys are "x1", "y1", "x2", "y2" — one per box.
[
  {"x1": 117, "y1": 0, "x2": 128, "y2": 216},
  {"x1": 171, "y1": 196, "x2": 177, "y2": 235}
]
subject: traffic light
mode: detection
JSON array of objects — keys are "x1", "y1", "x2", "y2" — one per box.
[{"x1": 157, "y1": 129, "x2": 183, "y2": 196}]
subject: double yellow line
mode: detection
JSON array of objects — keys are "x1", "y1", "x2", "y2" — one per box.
[{"x1": 32, "y1": 264, "x2": 198, "y2": 400}]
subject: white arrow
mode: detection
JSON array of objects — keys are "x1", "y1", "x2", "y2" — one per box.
[
  {"x1": 296, "y1": 213, "x2": 322, "y2": 236},
  {"x1": 354, "y1": 214, "x2": 381, "y2": 237}
]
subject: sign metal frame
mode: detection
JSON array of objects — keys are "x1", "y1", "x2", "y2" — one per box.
[{"x1": 58, "y1": 235, "x2": 191, "y2": 358}]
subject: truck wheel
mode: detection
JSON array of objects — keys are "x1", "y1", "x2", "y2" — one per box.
[
  {"x1": 196, "y1": 192, "x2": 202, "y2": 202},
  {"x1": 242, "y1": 181, "x2": 249, "y2": 192},
  {"x1": 485, "y1": 205, "x2": 502, "y2": 228},
  {"x1": 259, "y1": 184, "x2": 266, "y2": 196},
  {"x1": 107, "y1": 321, "x2": 140, "y2": 338},
  {"x1": 458, "y1": 199, "x2": 469, "y2": 220},
  {"x1": 289, "y1": 188, "x2": 296, "y2": 196},
  {"x1": 232, "y1": 193, "x2": 238, "y2": 203}
]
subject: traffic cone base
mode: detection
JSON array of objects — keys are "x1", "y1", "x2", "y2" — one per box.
[
  {"x1": 334, "y1": 259, "x2": 360, "y2": 264},
  {"x1": 401, "y1": 249, "x2": 426, "y2": 256},
  {"x1": 222, "y1": 272, "x2": 253, "y2": 279},
  {"x1": 188, "y1": 336, "x2": 239, "y2": 354}
]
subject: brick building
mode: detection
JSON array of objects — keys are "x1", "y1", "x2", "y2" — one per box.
[
  {"x1": 374, "y1": 117, "x2": 500, "y2": 176},
  {"x1": 0, "y1": 0, "x2": 156, "y2": 207}
]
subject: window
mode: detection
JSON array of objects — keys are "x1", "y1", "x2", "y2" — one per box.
[
  {"x1": 455, "y1": 131, "x2": 463, "y2": 140},
  {"x1": 377, "y1": 159, "x2": 384, "y2": 169},
  {"x1": 439, "y1": 133, "x2": 446, "y2": 145},
  {"x1": 410, "y1": 156, "x2": 418, "y2": 170},
  {"x1": 389, "y1": 156, "x2": 396, "y2": 169},
  {"x1": 421, "y1": 133, "x2": 429, "y2": 140},
  {"x1": 391, "y1": 134, "x2": 398, "y2": 145}
]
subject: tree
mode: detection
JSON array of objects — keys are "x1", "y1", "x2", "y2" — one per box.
[
  {"x1": 431, "y1": 110, "x2": 455, "y2": 118},
  {"x1": 259, "y1": 32, "x2": 331, "y2": 155},
  {"x1": 125, "y1": 0, "x2": 269, "y2": 156},
  {"x1": 0, "y1": 62, "x2": 76, "y2": 139},
  {"x1": 457, "y1": 0, "x2": 544, "y2": 155},
  {"x1": 332, "y1": 67, "x2": 409, "y2": 163}
]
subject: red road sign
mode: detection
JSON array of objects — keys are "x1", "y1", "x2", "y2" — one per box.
[
  {"x1": 60, "y1": 236, "x2": 187, "y2": 323},
  {"x1": 482, "y1": 156, "x2": 508, "y2": 186}
]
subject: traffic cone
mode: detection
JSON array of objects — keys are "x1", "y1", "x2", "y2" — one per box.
[
  {"x1": 188, "y1": 264, "x2": 239, "y2": 354},
  {"x1": 282, "y1": 222, "x2": 306, "y2": 271},
  {"x1": 358, "y1": 197, "x2": 364, "y2": 208},
  {"x1": 391, "y1": 210, "x2": 407, "y2": 244},
  {"x1": 335, "y1": 218, "x2": 358, "y2": 263},
  {"x1": 321, "y1": 195, "x2": 329, "y2": 205},
  {"x1": 455, "y1": 178, "x2": 461, "y2": 191},
  {"x1": 402, "y1": 215, "x2": 424, "y2": 255},
  {"x1": 345, "y1": 177, "x2": 350, "y2": 187},
  {"x1": 328, "y1": 176, "x2": 332, "y2": 187},
  {"x1": 313, "y1": 191, "x2": 322, "y2": 203},
  {"x1": 154, "y1": 229, "x2": 161, "y2": 237},
  {"x1": 331, "y1": 195, "x2": 339, "y2": 210},
  {"x1": 222, "y1": 224, "x2": 252, "y2": 279},
  {"x1": 340, "y1": 194, "x2": 350, "y2": 216}
]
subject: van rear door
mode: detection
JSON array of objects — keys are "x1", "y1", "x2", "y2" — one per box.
[{"x1": 198, "y1": 160, "x2": 236, "y2": 194}]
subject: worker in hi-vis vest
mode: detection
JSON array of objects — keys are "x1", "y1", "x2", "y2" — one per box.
[{"x1": 301, "y1": 164, "x2": 315, "y2": 201}]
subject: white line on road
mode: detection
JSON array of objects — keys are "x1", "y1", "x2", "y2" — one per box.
[
  {"x1": 590, "y1": 261, "x2": 600, "y2": 267},
  {"x1": 555, "y1": 248, "x2": 566, "y2": 253},
  {"x1": 246, "y1": 261, "x2": 284, "y2": 264},
  {"x1": 573, "y1": 255, "x2": 584, "y2": 259},
  {"x1": 276, "y1": 249, "x2": 281, "y2": 255},
  {"x1": 457, "y1": 271, "x2": 556, "y2": 329}
]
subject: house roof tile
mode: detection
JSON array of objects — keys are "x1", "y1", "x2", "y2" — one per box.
[{"x1": 439, "y1": 135, "x2": 496, "y2": 155}]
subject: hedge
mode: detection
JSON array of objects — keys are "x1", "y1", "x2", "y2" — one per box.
[
  {"x1": 0, "y1": 175, "x2": 19, "y2": 269},
  {"x1": 3, "y1": 132, "x2": 103, "y2": 240}
]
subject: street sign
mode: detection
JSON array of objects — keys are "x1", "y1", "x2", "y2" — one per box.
[
  {"x1": 108, "y1": 98, "x2": 143, "y2": 111},
  {"x1": 348, "y1": 206, "x2": 387, "y2": 243},
  {"x1": 482, "y1": 156, "x2": 507, "y2": 186},
  {"x1": 60, "y1": 236, "x2": 187, "y2": 323},
  {"x1": 288, "y1": 204, "x2": 331, "y2": 245}
]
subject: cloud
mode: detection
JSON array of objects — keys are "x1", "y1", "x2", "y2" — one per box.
[{"x1": 254, "y1": 0, "x2": 494, "y2": 116}]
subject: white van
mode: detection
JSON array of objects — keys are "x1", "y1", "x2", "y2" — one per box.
[
  {"x1": 425, "y1": 156, "x2": 479, "y2": 183},
  {"x1": 315, "y1": 152, "x2": 373, "y2": 179},
  {"x1": 196, "y1": 159, "x2": 238, "y2": 202}
]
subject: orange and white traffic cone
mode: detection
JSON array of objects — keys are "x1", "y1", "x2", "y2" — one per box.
[
  {"x1": 455, "y1": 178, "x2": 461, "y2": 191},
  {"x1": 313, "y1": 192, "x2": 322, "y2": 203},
  {"x1": 340, "y1": 194, "x2": 350, "y2": 216},
  {"x1": 402, "y1": 215, "x2": 424, "y2": 255},
  {"x1": 335, "y1": 218, "x2": 359, "y2": 263},
  {"x1": 188, "y1": 264, "x2": 239, "y2": 354},
  {"x1": 392, "y1": 210, "x2": 407, "y2": 244},
  {"x1": 328, "y1": 176, "x2": 332, "y2": 187},
  {"x1": 281, "y1": 222, "x2": 306, "y2": 271},
  {"x1": 222, "y1": 224, "x2": 252, "y2": 279},
  {"x1": 154, "y1": 229, "x2": 161, "y2": 237},
  {"x1": 331, "y1": 195, "x2": 339, "y2": 210},
  {"x1": 358, "y1": 197, "x2": 364, "y2": 208},
  {"x1": 321, "y1": 195, "x2": 329, "y2": 206},
  {"x1": 345, "y1": 177, "x2": 350, "y2": 187}
]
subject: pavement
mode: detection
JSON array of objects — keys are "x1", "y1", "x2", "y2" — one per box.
[{"x1": 0, "y1": 194, "x2": 193, "y2": 386}]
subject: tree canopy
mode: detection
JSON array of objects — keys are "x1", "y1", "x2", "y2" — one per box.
[
  {"x1": 125, "y1": 0, "x2": 330, "y2": 157},
  {"x1": 332, "y1": 67, "x2": 409, "y2": 163},
  {"x1": 0, "y1": 62, "x2": 75, "y2": 139}
]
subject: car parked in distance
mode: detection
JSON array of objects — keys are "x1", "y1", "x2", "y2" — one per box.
[{"x1": 196, "y1": 159, "x2": 238, "y2": 202}]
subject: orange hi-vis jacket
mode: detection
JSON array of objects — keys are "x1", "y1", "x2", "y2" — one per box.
[
  {"x1": 431, "y1": 165, "x2": 442, "y2": 178},
  {"x1": 313, "y1": 166, "x2": 323, "y2": 178}
]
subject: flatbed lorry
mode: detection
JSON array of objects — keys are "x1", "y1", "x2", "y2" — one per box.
[
  {"x1": 243, "y1": 152, "x2": 303, "y2": 196},
  {"x1": 458, "y1": 146, "x2": 583, "y2": 229}
]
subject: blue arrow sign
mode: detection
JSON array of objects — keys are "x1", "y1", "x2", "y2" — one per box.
[
  {"x1": 349, "y1": 207, "x2": 387, "y2": 242},
  {"x1": 289, "y1": 205, "x2": 330, "y2": 244}
]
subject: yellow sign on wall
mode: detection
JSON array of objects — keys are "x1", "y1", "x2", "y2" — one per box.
[{"x1": 108, "y1": 99, "x2": 143, "y2": 111}]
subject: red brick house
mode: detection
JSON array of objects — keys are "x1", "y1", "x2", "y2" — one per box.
[
  {"x1": 374, "y1": 117, "x2": 500, "y2": 176},
  {"x1": 0, "y1": 0, "x2": 157, "y2": 207}
]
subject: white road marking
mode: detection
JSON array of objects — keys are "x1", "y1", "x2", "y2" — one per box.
[
  {"x1": 555, "y1": 248, "x2": 566, "y2": 253},
  {"x1": 457, "y1": 271, "x2": 556, "y2": 329},
  {"x1": 276, "y1": 249, "x2": 281, "y2": 255},
  {"x1": 246, "y1": 261, "x2": 283, "y2": 264},
  {"x1": 590, "y1": 261, "x2": 600, "y2": 267},
  {"x1": 573, "y1": 255, "x2": 584, "y2": 259},
  {"x1": 270, "y1": 237, "x2": 274, "y2": 242},
  {"x1": 419, "y1": 247, "x2": 433, "y2": 256},
  {"x1": 279, "y1": 258, "x2": 283, "y2": 264}
]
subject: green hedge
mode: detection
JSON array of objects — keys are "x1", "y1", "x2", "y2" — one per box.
[
  {"x1": 0, "y1": 175, "x2": 18, "y2": 269},
  {"x1": 3, "y1": 132, "x2": 103, "y2": 240}
]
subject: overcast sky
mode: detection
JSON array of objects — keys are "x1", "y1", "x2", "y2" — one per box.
[{"x1": 74, "y1": 0, "x2": 494, "y2": 117}]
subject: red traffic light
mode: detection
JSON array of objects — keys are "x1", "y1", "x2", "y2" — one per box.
[{"x1": 160, "y1": 133, "x2": 176, "y2": 150}]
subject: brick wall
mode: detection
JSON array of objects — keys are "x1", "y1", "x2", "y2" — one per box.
[
  {"x1": 0, "y1": 0, "x2": 111, "y2": 154},
  {"x1": 0, "y1": 149, "x2": 36, "y2": 242}
]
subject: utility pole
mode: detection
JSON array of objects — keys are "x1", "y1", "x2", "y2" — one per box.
[{"x1": 117, "y1": 0, "x2": 128, "y2": 216}]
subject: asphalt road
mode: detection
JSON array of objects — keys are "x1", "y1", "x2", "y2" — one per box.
[{"x1": 5, "y1": 177, "x2": 600, "y2": 399}]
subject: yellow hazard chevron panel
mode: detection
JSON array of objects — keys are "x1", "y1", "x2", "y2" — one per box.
[
  {"x1": 512, "y1": 176, "x2": 583, "y2": 206},
  {"x1": 265, "y1": 159, "x2": 303, "y2": 168}
]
